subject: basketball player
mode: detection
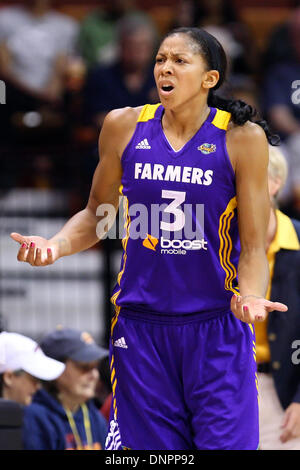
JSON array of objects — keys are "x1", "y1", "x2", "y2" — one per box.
[{"x1": 11, "y1": 28, "x2": 288, "y2": 450}]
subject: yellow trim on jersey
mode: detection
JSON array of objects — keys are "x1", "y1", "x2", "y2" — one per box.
[
  {"x1": 109, "y1": 191, "x2": 132, "y2": 420},
  {"x1": 137, "y1": 103, "x2": 161, "y2": 122},
  {"x1": 110, "y1": 192, "x2": 131, "y2": 337},
  {"x1": 212, "y1": 109, "x2": 231, "y2": 131},
  {"x1": 253, "y1": 330, "x2": 259, "y2": 399},
  {"x1": 247, "y1": 323, "x2": 258, "y2": 403},
  {"x1": 109, "y1": 190, "x2": 135, "y2": 420},
  {"x1": 110, "y1": 358, "x2": 118, "y2": 418},
  {"x1": 117, "y1": 197, "x2": 130, "y2": 285},
  {"x1": 110, "y1": 305, "x2": 121, "y2": 338},
  {"x1": 112, "y1": 378, "x2": 117, "y2": 396},
  {"x1": 218, "y1": 196, "x2": 239, "y2": 295}
]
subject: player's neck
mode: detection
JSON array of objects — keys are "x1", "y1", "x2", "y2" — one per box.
[{"x1": 162, "y1": 99, "x2": 210, "y2": 139}]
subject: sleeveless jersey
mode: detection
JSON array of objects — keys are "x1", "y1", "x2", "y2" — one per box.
[{"x1": 111, "y1": 104, "x2": 240, "y2": 316}]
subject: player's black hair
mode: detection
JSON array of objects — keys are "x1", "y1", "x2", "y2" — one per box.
[{"x1": 163, "y1": 27, "x2": 280, "y2": 145}]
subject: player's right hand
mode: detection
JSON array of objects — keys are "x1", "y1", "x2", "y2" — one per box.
[{"x1": 10, "y1": 232, "x2": 59, "y2": 267}]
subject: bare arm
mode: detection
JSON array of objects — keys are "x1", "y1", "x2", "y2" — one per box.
[
  {"x1": 10, "y1": 107, "x2": 139, "y2": 265},
  {"x1": 228, "y1": 122, "x2": 270, "y2": 297},
  {"x1": 227, "y1": 122, "x2": 287, "y2": 322}
]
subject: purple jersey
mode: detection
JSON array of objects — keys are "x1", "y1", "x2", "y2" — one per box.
[{"x1": 111, "y1": 104, "x2": 240, "y2": 315}]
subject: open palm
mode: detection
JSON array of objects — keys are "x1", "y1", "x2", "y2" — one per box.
[
  {"x1": 231, "y1": 294, "x2": 288, "y2": 323},
  {"x1": 10, "y1": 232, "x2": 59, "y2": 266}
]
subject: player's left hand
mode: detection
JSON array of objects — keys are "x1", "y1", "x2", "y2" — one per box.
[
  {"x1": 280, "y1": 403, "x2": 300, "y2": 443},
  {"x1": 230, "y1": 294, "x2": 288, "y2": 323}
]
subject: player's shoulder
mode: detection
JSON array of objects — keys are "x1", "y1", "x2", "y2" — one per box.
[
  {"x1": 227, "y1": 120, "x2": 267, "y2": 147},
  {"x1": 226, "y1": 121, "x2": 269, "y2": 172},
  {"x1": 99, "y1": 106, "x2": 144, "y2": 156},
  {"x1": 102, "y1": 106, "x2": 144, "y2": 134}
]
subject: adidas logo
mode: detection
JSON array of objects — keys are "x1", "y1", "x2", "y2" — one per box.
[
  {"x1": 135, "y1": 138, "x2": 151, "y2": 149},
  {"x1": 114, "y1": 337, "x2": 128, "y2": 349}
]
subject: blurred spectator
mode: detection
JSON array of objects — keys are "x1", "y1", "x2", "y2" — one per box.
[
  {"x1": 256, "y1": 145, "x2": 300, "y2": 450},
  {"x1": 78, "y1": 0, "x2": 139, "y2": 69},
  {"x1": 0, "y1": 0, "x2": 81, "y2": 139},
  {"x1": 231, "y1": 77, "x2": 260, "y2": 112},
  {"x1": 263, "y1": 21, "x2": 293, "y2": 70},
  {"x1": 171, "y1": 0, "x2": 238, "y2": 36},
  {"x1": 195, "y1": 0, "x2": 237, "y2": 26},
  {"x1": 171, "y1": 0, "x2": 198, "y2": 29},
  {"x1": 23, "y1": 327, "x2": 108, "y2": 450},
  {"x1": 202, "y1": 24, "x2": 243, "y2": 84},
  {"x1": 0, "y1": 398, "x2": 24, "y2": 450},
  {"x1": 0, "y1": 331, "x2": 65, "y2": 406},
  {"x1": 194, "y1": 0, "x2": 257, "y2": 77},
  {"x1": 262, "y1": 8, "x2": 300, "y2": 138},
  {"x1": 262, "y1": 8, "x2": 300, "y2": 218},
  {"x1": 263, "y1": 5, "x2": 300, "y2": 70},
  {"x1": 99, "y1": 392, "x2": 112, "y2": 423},
  {"x1": 0, "y1": 0, "x2": 79, "y2": 102},
  {"x1": 84, "y1": 12, "x2": 159, "y2": 129}
]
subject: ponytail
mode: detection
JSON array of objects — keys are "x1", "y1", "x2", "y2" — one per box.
[{"x1": 208, "y1": 91, "x2": 280, "y2": 146}]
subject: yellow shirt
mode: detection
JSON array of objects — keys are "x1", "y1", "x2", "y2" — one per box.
[{"x1": 255, "y1": 210, "x2": 300, "y2": 363}]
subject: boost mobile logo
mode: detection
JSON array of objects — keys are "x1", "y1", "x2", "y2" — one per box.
[
  {"x1": 143, "y1": 234, "x2": 208, "y2": 255},
  {"x1": 0, "y1": 80, "x2": 6, "y2": 104}
]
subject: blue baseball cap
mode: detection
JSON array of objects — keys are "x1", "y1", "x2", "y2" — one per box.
[{"x1": 40, "y1": 327, "x2": 108, "y2": 363}]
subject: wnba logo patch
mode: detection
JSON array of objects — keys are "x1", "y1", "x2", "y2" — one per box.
[
  {"x1": 143, "y1": 234, "x2": 158, "y2": 251},
  {"x1": 198, "y1": 143, "x2": 216, "y2": 154}
]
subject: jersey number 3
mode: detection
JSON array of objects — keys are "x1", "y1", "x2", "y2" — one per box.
[{"x1": 160, "y1": 190, "x2": 186, "y2": 232}]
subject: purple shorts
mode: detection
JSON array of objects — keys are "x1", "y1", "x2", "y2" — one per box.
[{"x1": 105, "y1": 308, "x2": 259, "y2": 450}]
